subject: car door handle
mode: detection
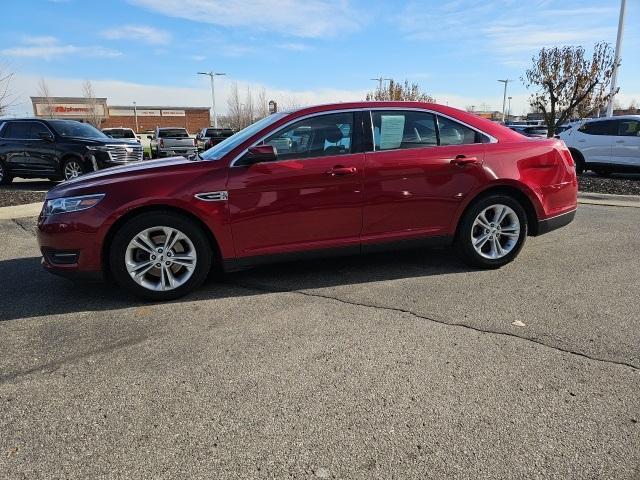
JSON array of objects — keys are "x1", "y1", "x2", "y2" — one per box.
[
  {"x1": 325, "y1": 166, "x2": 357, "y2": 176},
  {"x1": 615, "y1": 140, "x2": 625, "y2": 143},
  {"x1": 450, "y1": 155, "x2": 479, "y2": 166}
]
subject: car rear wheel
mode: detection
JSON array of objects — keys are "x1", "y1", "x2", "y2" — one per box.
[
  {"x1": 62, "y1": 158, "x2": 86, "y2": 181},
  {"x1": 109, "y1": 211, "x2": 212, "y2": 300},
  {"x1": 455, "y1": 195, "x2": 527, "y2": 269},
  {"x1": 569, "y1": 149, "x2": 585, "y2": 174},
  {"x1": 0, "y1": 161, "x2": 13, "y2": 185}
]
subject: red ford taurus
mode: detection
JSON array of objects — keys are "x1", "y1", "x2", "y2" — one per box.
[{"x1": 37, "y1": 102, "x2": 577, "y2": 300}]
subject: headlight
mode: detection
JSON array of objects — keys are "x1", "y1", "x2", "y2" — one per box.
[
  {"x1": 86, "y1": 146, "x2": 109, "y2": 152},
  {"x1": 43, "y1": 194, "x2": 105, "y2": 216}
]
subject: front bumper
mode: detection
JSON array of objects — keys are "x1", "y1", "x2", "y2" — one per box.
[{"x1": 535, "y1": 209, "x2": 576, "y2": 236}]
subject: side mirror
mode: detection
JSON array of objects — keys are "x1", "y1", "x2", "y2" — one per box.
[
  {"x1": 38, "y1": 131, "x2": 54, "y2": 142},
  {"x1": 242, "y1": 145, "x2": 277, "y2": 165}
]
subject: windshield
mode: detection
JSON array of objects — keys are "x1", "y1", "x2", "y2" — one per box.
[
  {"x1": 158, "y1": 129, "x2": 189, "y2": 138},
  {"x1": 49, "y1": 120, "x2": 108, "y2": 139},
  {"x1": 104, "y1": 129, "x2": 136, "y2": 139},
  {"x1": 201, "y1": 113, "x2": 287, "y2": 160}
]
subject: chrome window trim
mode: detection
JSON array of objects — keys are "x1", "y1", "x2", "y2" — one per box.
[
  {"x1": 229, "y1": 107, "x2": 498, "y2": 167},
  {"x1": 0, "y1": 120, "x2": 55, "y2": 141}
]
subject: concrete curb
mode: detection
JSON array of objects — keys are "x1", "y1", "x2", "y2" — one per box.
[
  {"x1": 0, "y1": 202, "x2": 42, "y2": 220},
  {"x1": 578, "y1": 192, "x2": 640, "y2": 208}
]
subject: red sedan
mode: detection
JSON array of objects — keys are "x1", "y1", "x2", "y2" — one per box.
[{"x1": 37, "y1": 102, "x2": 577, "y2": 300}]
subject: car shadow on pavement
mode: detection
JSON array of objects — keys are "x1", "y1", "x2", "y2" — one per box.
[{"x1": 0, "y1": 248, "x2": 473, "y2": 323}]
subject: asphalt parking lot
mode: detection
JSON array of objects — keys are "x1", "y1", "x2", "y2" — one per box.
[{"x1": 0, "y1": 204, "x2": 639, "y2": 479}]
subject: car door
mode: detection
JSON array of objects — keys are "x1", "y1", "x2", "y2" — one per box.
[
  {"x1": 226, "y1": 111, "x2": 364, "y2": 259},
  {"x1": 612, "y1": 119, "x2": 640, "y2": 167},
  {"x1": 362, "y1": 110, "x2": 487, "y2": 244},
  {"x1": 576, "y1": 120, "x2": 617, "y2": 165},
  {"x1": 23, "y1": 121, "x2": 58, "y2": 174},
  {"x1": 0, "y1": 121, "x2": 32, "y2": 172}
]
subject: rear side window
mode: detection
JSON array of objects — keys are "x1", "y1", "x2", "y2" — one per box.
[
  {"x1": 617, "y1": 120, "x2": 640, "y2": 137},
  {"x1": 371, "y1": 110, "x2": 437, "y2": 151},
  {"x1": 2, "y1": 122, "x2": 31, "y2": 139},
  {"x1": 437, "y1": 115, "x2": 487, "y2": 145},
  {"x1": 30, "y1": 122, "x2": 52, "y2": 139},
  {"x1": 579, "y1": 120, "x2": 618, "y2": 136}
]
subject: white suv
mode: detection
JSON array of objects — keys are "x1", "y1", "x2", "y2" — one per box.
[{"x1": 559, "y1": 115, "x2": 640, "y2": 175}]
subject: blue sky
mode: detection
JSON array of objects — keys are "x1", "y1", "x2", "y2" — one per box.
[{"x1": 2, "y1": 0, "x2": 639, "y2": 117}]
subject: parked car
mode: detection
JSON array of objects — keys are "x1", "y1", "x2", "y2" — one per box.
[
  {"x1": 509, "y1": 126, "x2": 548, "y2": 138},
  {"x1": 195, "y1": 127, "x2": 234, "y2": 151},
  {"x1": 102, "y1": 127, "x2": 140, "y2": 143},
  {"x1": 559, "y1": 115, "x2": 640, "y2": 175},
  {"x1": 37, "y1": 102, "x2": 577, "y2": 300},
  {"x1": 0, "y1": 119, "x2": 144, "y2": 184},
  {"x1": 149, "y1": 127, "x2": 197, "y2": 158}
]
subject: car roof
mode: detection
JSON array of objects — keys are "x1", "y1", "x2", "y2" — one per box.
[
  {"x1": 586, "y1": 115, "x2": 640, "y2": 122},
  {"x1": 285, "y1": 101, "x2": 524, "y2": 143}
]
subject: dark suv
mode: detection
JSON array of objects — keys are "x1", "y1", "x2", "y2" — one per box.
[
  {"x1": 195, "y1": 127, "x2": 234, "y2": 151},
  {"x1": 0, "y1": 119, "x2": 144, "y2": 184}
]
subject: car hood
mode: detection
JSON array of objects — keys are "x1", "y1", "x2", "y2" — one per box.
[{"x1": 47, "y1": 156, "x2": 203, "y2": 198}]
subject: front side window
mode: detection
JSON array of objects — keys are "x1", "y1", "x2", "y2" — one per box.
[
  {"x1": 371, "y1": 110, "x2": 437, "y2": 151},
  {"x1": 579, "y1": 120, "x2": 618, "y2": 136},
  {"x1": 618, "y1": 120, "x2": 640, "y2": 137},
  {"x1": 262, "y1": 112, "x2": 353, "y2": 160}
]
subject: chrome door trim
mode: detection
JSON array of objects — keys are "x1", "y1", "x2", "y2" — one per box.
[{"x1": 194, "y1": 191, "x2": 229, "y2": 202}]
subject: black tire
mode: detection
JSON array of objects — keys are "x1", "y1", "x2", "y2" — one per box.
[
  {"x1": 592, "y1": 168, "x2": 611, "y2": 177},
  {"x1": 109, "y1": 211, "x2": 212, "y2": 301},
  {"x1": 61, "y1": 157, "x2": 87, "y2": 181},
  {"x1": 0, "y1": 161, "x2": 13, "y2": 185},
  {"x1": 150, "y1": 148, "x2": 157, "y2": 159},
  {"x1": 454, "y1": 194, "x2": 528, "y2": 269},
  {"x1": 569, "y1": 149, "x2": 585, "y2": 174}
]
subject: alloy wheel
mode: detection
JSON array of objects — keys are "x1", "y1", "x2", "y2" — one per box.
[
  {"x1": 470, "y1": 204, "x2": 520, "y2": 260},
  {"x1": 63, "y1": 161, "x2": 83, "y2": 180},
  {"x1": 125, "y1": 226, "x2": 197, "y2": 292}
]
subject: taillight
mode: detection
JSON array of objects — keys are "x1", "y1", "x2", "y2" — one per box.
[{"x1": 159, "y1": 138, "x2": 164, "y2": 148}]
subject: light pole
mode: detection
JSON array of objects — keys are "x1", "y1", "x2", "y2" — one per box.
[
  {"x1": 198, "y1": 71, "x2": 226, "y2": 128},
  {"x1": 507, "y1": 96, "x2": 512, "y2": 121},
  {"x1": 133, "y1": 101, "x2": 139, "y2": 133},
  {"x1": 607, "y1": 0, "x2": 627, "y2": 117},
  {"x1": 370, "y1": 76, "x2": 392, "y2": 91},
  {"x1": 498, "y1": 79, "x2": 512, "y2": 123}
]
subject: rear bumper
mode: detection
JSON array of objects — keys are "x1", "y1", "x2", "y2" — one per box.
[{"x1": 535, "y1": 209, "x2": 576, "y2": 236}]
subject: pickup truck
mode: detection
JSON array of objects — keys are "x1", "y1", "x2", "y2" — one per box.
[
  {"x1": 149, "y1": 127, "x2": 197, "y2": 158},
  {"x1": 195, "y1": 127, "x2": 234, "y2": 151}
]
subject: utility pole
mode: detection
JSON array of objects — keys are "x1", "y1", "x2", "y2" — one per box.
[
  {"x1": 607, "y1": 0, "x2": 626, "y2": 117},
  {"x1": 133, "y1": 101, "x2": 139, "y2": 133},
  {"x1": 198, "y1": 71, "x2": 226, "y2": 128},
  {"x1": 507, "y1": 96, "x2": 512, "y2": 121},
  {"x1": 370, "y1": 76, "x2": 392, "y2": 91},
  {"x1": 498, "y1": 79, "x2": 512, "y2": 123}
]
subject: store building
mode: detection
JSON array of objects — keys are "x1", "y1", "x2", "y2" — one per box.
[{"x1": 31, "y1": 97, "x2": 211, "y2": 134}]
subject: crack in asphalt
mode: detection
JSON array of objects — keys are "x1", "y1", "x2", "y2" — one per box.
[
  {"x1": 0, "y1": 334, "x2": 152, "y2": 385},
  {"x1": 234, "y1": 282, "x2": 640, "y2": 372},
  {"x1": 11, "y1": 218, "x2": 35, "y2": 236}
]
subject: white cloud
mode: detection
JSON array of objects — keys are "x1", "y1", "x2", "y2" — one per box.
[
  {"x1": 277, "y1": 43, "x2": 310, "y2": 51},
  {"x1": 102, "y1": 25, "x2": 172, "y2": 45},
  {"x1": 1, "y1": 36, "x2": 121, "y2": 60},
  {"x1": 128, "y1": 0, "x2": 364, "y2": 38}
]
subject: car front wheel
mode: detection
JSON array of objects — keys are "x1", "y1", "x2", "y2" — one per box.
[
  {"x1": 109, "y1": 211, "x2": 212, "y2": 300},
  {"x1": 0, "y1": 161, "x2": 13, "y2": 185},
  {"x1": 454, "y1": 195, "x2": 527, "y2": 269},
  {"x1": 62, "y1": 158, "x2": 86, "y2": 181}
]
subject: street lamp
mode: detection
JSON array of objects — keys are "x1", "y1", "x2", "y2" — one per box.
[
  {"x1": 133, "y1": 101, "x2": 139, "y2": 133},
  {"x1": 198, "y1": 71, "x2": 226, "y2": 128},
  {"x1": 507, "y1": 96, "x2": 512, "y2": 121},
  {"x1": 498, "y1": 79, "x2": 512, "y2": 123},
  {"x1": 370, "y1": 76, "x2": 392, "y2": 91},
  {"x1": 607, "y1": 0, "x2": 627, "y2": 117}
]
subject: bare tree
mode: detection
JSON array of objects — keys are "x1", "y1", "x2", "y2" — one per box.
[
  {"x1": 366, "y1": 79, "x2": 434, "y2": 102},
  {"x1": 36, "y1": 77, "x2": 56, "y2": 118},
  {"x1": 243, "y1": 86, "x2": 255, "y2": 127},
  {"x1": 226, "y1": 82, "x2": 242, "y2": 131},
  {"x1": 522, "y1": 42, "x2": 615, "y2": 136},
  {"x1": 256, "y1": 87, "x2": 269, "y2": 119},
  {"x1": 479, "y1": 102, "x2": 492, "y2": 112},
  {"x1": 0, "y1": 65, "x2": 17, "y2": 117},
  {"x1": 82, "y1": 79, "x2": 102, "y2": 127}
]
